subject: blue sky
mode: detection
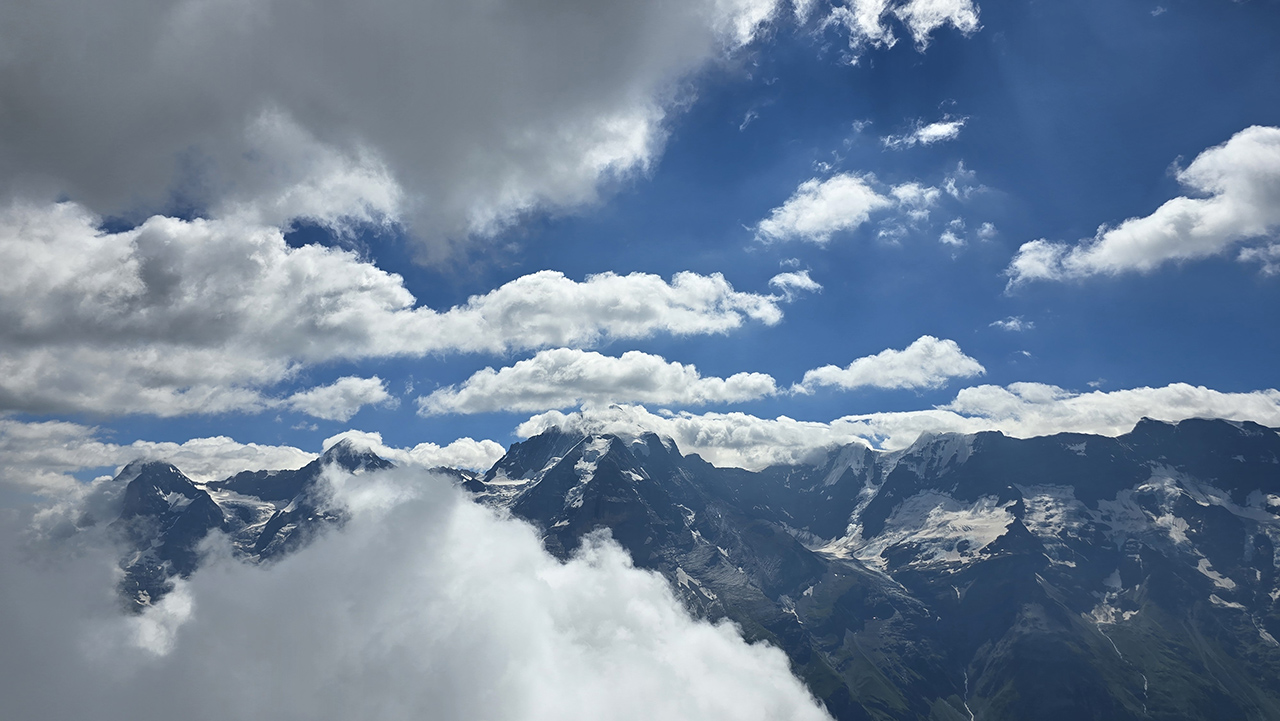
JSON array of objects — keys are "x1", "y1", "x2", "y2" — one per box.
[{"x1": 2, "y1": 0, "x2": 1280, "y2": 485}]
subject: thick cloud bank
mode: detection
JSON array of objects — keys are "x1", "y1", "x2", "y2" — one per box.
[
  {"x1": 0, "y1": 0, "x2": 782, "y2": 250},
  {"x1": 1006, "y1": 125, "x2": 1280, "y2": 285},
  {"x1": 0, "y1": 467, "x2": 831, "y2": 721},
  {"x1": 520, "y1": 382, "x2": 1280, "y2": 469},
  {"x1": 0, "y1": 201, "x2": 781, "y2": 417}
]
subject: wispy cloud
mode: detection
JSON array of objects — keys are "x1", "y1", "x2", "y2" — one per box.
[
  {"x1": 882, "y1": 117, "x2": 967, "y2": 150},
  {"x1": 990, "y1": 316, "x2": 1034, "y2": 332}
]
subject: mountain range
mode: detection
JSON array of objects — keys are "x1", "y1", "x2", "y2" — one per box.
[{"x1": 85, "y1": 418, "x2": 1280, "y2": 720}]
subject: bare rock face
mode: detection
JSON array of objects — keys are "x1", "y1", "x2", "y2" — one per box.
[
  {"x1": 473, "y1": 419, "x2": 1280, "y2": 721},
  {"x1": 102, "y1": 418, "x2": 1280, "y2": 720}
]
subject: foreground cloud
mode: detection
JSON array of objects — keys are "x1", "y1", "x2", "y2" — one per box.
[
  {"x1": 519, "y1": 382, "x2": 1280, "y2": 469},
  {"x1": 0, "y1": 0, "x2": 784, "y2": 252},
  {"x1": 1006, "y1": 125, "x2": 1280, "y2": 285},
  {"x1": 0, "y1": 467, "x2": 831, "y2": 721},
  {"x1": 0, "y1": 202, "x2": 782, "y2": 417},
  {"x1": 796, "y1": 336, "x2": 985, "y2": 392},
  {"x1": 418, "y1": 349, "x2": 779, "y2": 416}
]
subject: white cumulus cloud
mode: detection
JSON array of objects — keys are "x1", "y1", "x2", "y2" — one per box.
[
  {"x1": 0, "y1": 202, "x2": 782, "y2": 417},
  {"x1": 287, "y1": 377, "x2": 395, "y2": 422},
  {"x1": 418, "y1": 349, "x2": 779, "y2": 416},
  {"x1": 891, "y1": 182, "x2": 943, "y2": 222},
  {"x1": 756, "y1": 174, "x2": 952, "y2": 245},
  {"x1": 796, "y1": 336, "x2": 985, "y2": 393},
  {"x1": 768, "y1": 270, "x2": 824, "y2": 299},
  {"x1": 1006, "y1": 125, "x2": 1280, "y2": 286},
  {"x1": 755, "y1": 173, "x2": 894, "y2": 244}
]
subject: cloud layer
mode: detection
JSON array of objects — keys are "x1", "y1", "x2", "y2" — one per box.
[
  {"x1": 0, "y1": 423, "x2": 505, "y2": 495},
  {"x1": 1006, "y1": 125, "x2": 1280, "y2": 285},
  {"x1": 0, "y1": 202, "x2": 782, "y2": 417},
  {"x1": 0, "y1": 466, "x2": 831, "y2": 721},
  {"x1": 520, "y1": 382, "x2": 1280, "y2": 469},
  {"x1": 0, "y1": 420, "x2": 317, "y2": 493}
]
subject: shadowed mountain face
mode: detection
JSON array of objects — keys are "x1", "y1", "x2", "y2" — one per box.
[
  {"x1": 472, "y1": 419, "x2": 1280, "y2": 721},
  {"x1": 109, "y1": 460, "x2": 227, "y2": 607},
  {"x1": 95, "y1": 419, "x2": 1280, "y2": 720},
  {"x1": 106, "y1": 439, "x2": 399, "y2": 607}
]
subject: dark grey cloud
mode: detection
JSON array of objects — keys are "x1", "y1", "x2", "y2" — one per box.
[{"x1": 0, "y1": 0, "x2": 777, "y2": 252}]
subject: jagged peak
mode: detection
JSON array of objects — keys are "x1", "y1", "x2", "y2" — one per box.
[
  {"x1": 320, "y1": 442, "x2": 393, "y2": 474},
  {"x1": 115, "y1": 458, "x2": 190, "y2": 486},
  {"x1": 1125, "y1": 415, "x2": 1268, "y2": 439}
]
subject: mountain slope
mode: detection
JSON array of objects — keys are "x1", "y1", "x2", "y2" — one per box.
[
  {"x1": 88, "y1": 417, "x2": 1280, "y2": 720},
  {"x1": 473, "y1": 419, "x2": 1280, "y2": 721}
]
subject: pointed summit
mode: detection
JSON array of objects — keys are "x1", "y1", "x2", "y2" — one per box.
[{"x1": 320, "y1": 435, "x2": 395, "y2": 473}]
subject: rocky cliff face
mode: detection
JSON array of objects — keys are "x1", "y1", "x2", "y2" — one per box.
[
  {"x1": 95, "y1": 418, "x2": 1280, "y2": 720},
  {"x1": 472, "y1": 418, "x2": 1280, "y2": 721}
]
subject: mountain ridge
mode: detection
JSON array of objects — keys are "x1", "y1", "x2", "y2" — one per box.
[{"x1": 84, "y1": 417, "x2": 1280, "y2": 720}]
